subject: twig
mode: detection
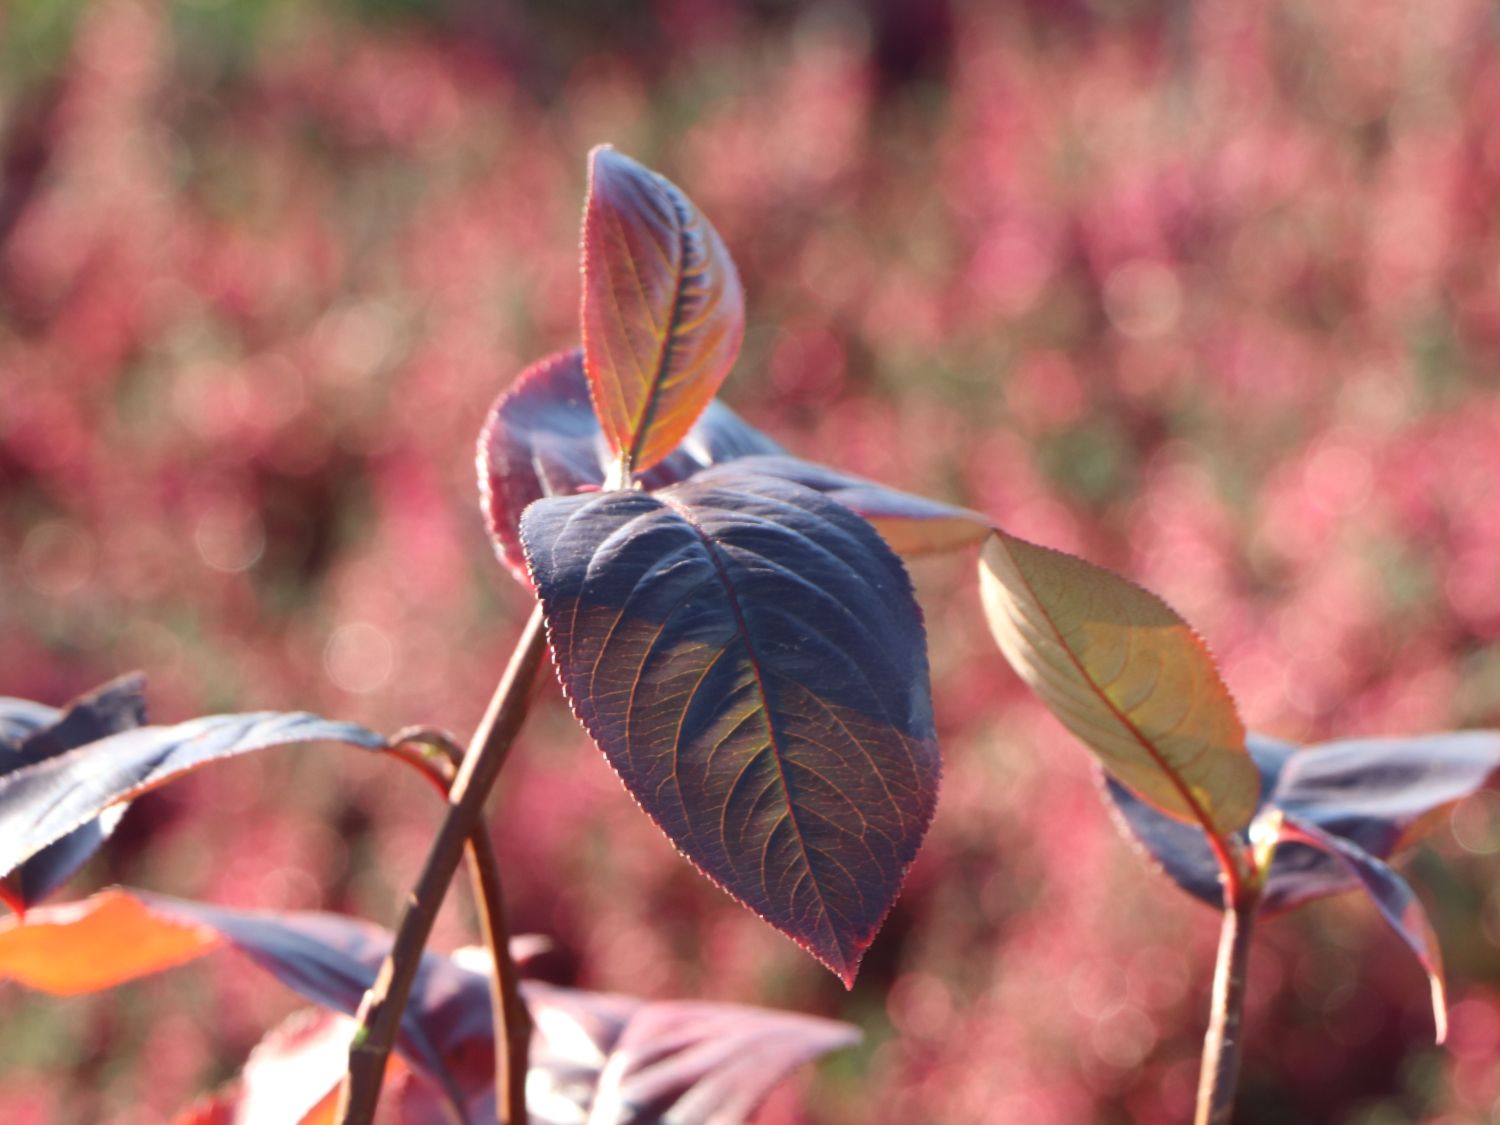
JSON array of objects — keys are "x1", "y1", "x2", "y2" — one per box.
[
  {"x1": 338, "y1": 604, "x2": 549, "y2": 1125},
  {"x1": 390, "y1": 729, "x2": 530, "y2": 1122}
]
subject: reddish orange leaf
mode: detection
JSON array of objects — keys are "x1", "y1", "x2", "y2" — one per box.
[
  {"x1": 581, "y1": 146, "x2": 744, "y2": 476},
  {"x1": 0, "y1": 889, "x2": 219, "y2": 994},
  {"x1": 979, "y1": 531, "x2": 1258, "y2": 839}
]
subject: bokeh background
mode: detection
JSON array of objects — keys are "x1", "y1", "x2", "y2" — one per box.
[{"x1": 4, "y1": 0, "x2": 1500, "y2": 1121}]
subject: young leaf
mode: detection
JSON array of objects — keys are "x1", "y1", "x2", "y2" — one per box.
[
  {"x1": 1103, "y1": 733, "x2": 1297, "y2": 908},
  {"x1": 0, "y1": 712, "x2": 388, "y2": 891},
  {"x1": 581, "y1": 146, "x2": 745, "y2": 475},
  {"x1": 520, "y1": 470, "x2": 940, "y2": 985},
  {"x1": 1106, "y1": 730, "x2": 1500, "y2": 916},
  {"x1": 0, "y1": 675, "x2": 150, "y2": 913},
  {"x1": 1277, "y1": 816, "x2": 1448, "y2": 1043},
  {"x1": 978, "y1": 531, "x2": 1259, "y2": 840},
  {"x1": 478, "y1": 347, "x2": 780, "y2": 582}
]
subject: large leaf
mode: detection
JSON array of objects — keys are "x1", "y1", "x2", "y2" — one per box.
[
  {"x1": 1277, "y1": 816, "x2": 1448, "y2": 1043},
  {"x1": 979, "y1": 531, "x2": 1259, "y2": 840},
  {"x1": 1106, "y1": 731, "x2": 1500, "y2": 915},
  {"x1": 1, "y1": 889, "x2": 858, "y2": 1125},
  {"x1": 0, "y1": 675, "x2": 149, "y2": 913},
  {"x1": 520, "y1": 470, "x2": 940, "y2": 984},
  {"x1": 0, "y1": 711, "x2": 388, "y2": 892},
  {"x1": 581, "y1": 146, "x2": 745, "y2": 475},
  {"x1": 478, "y1": 347, "x2": 780, "y2": 582}
]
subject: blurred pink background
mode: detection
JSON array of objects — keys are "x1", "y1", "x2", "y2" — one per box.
[{"x1": 3, "y1": 0, "x2": 1500, "y2": 1120}]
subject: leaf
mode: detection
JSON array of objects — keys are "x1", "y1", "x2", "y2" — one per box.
[
  {"x1": 0, "y1": 711, "x2": 388, "y2": 895},
  {"x1": 1103, "y1": 733, "x2": 1297, "y2": 908},
  {"x1": 519, "y1": 470, "x2": 940, "y2": 984},
  {"x1": 581, "y1": 146, "x2": 745, "y2": 475},
  {"x1": 0, "y1": 675, "x2": 149, "y2": 913},
  {"x1": 1106, "y1": 731, "x2": 1500, "y2": 916},
  {"x1": 1277, "y1": 816, "x2": 1448, "y2": 1043},
  {"x1": 691, "y1": 456, "x2": 991, "y2": 556},
  {"x1": 478, "y1": 347, "x2": 780, "y2": 583},
  {"x1": 978, "y1": 531, "x2": 1259, "y2": 839},
  {"x1": 578, "y1": 991, "x2": 860, "y2": 1125},
  {"x1": 2, "y1": 890, "x2": 857, "y2": 1125},
  {"x1": 1274, "y1": 733, "x2": 1500, "y2": 859}
]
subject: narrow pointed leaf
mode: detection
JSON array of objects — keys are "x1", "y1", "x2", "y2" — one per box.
[
  {"x1": 691, "y1": 456, "x2": 991, "y2": 556},
  {"x1": 520, "y1": 471, "x2": 940, "y2": 984},
  {"x1": 0, "y1": 711, "x2": 387, "y2": 888},
  {"x1": 979, "y1": 531, "x2": 1258, "y2": 838},
  {"x1": 478, "y1": 347, "x2": 780, "y2": 582},
  {"x1": 1274, "y1": 733, "x2": 1500, "y2": 857},
  {"x1": 0, "y1": 675, "x2": 149, "y2": 912},
  {"x1": 581, "y1": 146, "x2": 745, "y2": 474},
  {"x1": 1103, "y1": 733, "x2": 1296, "y2": 908},
  {"x1": 1277, "y1": 816, "x2": 1448, "y2": 1042}
]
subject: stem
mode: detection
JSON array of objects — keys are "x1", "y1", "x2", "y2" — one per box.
[
  {"x1": 391, "y1": 731, "x2": 529, "y2": 1124},
  {"x1": 338, "y1": 604, "x2": 548, "y2": 1125},
  {"x1": 1194, "y1": 891, "x2": 1258, "y2": 1125}
]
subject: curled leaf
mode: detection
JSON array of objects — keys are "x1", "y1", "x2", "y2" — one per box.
[
  {"x1": 1277, "y1": 816, "x2": 1448, "y2": 1043},
  {"x1": 520, "y1": 470, "x2": 940, "y2": 984},
  {"x1": 582, "y1": 146, "x2": 745, "y2": 475},
  {"x1": 979, "y1": 531, "x2": 1258, "y2": 841}
]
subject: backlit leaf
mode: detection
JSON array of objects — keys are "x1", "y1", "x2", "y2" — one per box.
[
  {"x1": 478, "y1": 347, "x2": 779, "y2": 582},
  {"x1": 0, "y1": 711, "x2": 388, "y2": 893},
  {"x1": 1103, "y1": 733, "x2": 1295, "y2": 908},
  {"x1": 520, "y1": 470, "x2": 940, "y2": 984},
  {"x1": 0, "y1": 675, "x2": 149, "y2": 913},
  {"x1": 581, "y1": 146, "x2": 745, "y2": 475},
  {"x1": 979, "y1": 531, "x2": 1258, "y2": 839},
  {"x1": 1277, "y1": 816, "x2": 1448, "y2": 1043},
  {"x1": 1106, "y1": 730, "x2": 1500, "y2": 915}
]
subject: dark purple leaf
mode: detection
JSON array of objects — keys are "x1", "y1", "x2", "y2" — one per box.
[
  {"x1": 1277, "y1": 815, "x2": 1448, "y2": 1042},
  {"x1": 477, "y1": 348, "x2": 781, "y2": 583},
  {"x1": 0, "y1": 675, "x2": 149, "y2": 913},
  {"x1": 520, "y1": 470, "x2": 940, "y2": 985},
  {"x1": 691, "y1": 456, "x2": 991, "y2": 556},
  {"x1": 1106, "y1": 729, "x2": 1500, "y2": 916},
  {"x1": 3, "y1": 890, "x2": 857, "y2": 1125},
  {"x1": 0, "y1": 697, "x2": 60, "y2": 748},
  {"x1": 1103, "y1": 734, "x2": 1295, "y2": 908},
  {"x1": 0, "y1": 712, "x2": 388, "y2": 893}
]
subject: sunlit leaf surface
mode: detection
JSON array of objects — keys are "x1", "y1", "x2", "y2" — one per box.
[
  {"x1": 520, "y1": 470, "x2": 940, "y2": 984},
  {"x1": 979, "y1": 531, "x2": 1258, "y2": 838},
  {"x1": 582, "y1": 146, "x2": 745, "y2": 474},
  {"x1": 0, "y1": 712, "x2": 388, "y2": 894},
  {"x1": 478, "y1": 347, "x2": 780, "y2": 582}
]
